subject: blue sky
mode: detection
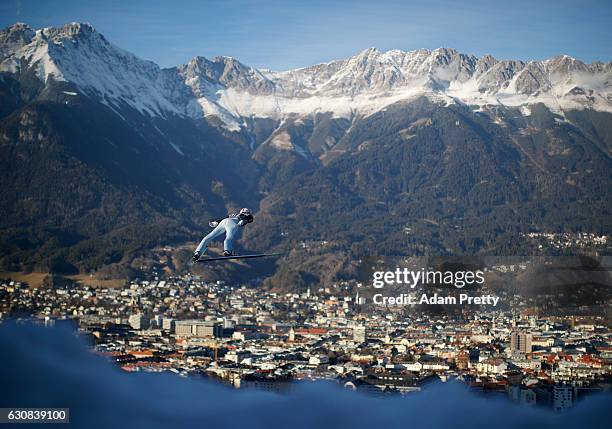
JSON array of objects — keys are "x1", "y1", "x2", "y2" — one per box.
[{"x1": 1, "y1": 0, "x2": 611, "y2": 70}]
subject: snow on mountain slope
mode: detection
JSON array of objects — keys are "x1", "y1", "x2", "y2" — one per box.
[
  {"x1": 177, "y1": 55, "x2": 276, "y2": 131},
  {"x1": 182, "y1": 46, "x2": 612, "y2": 128},
  {"x1": 2, "y1": 22, "x2": 611, "y2": 132},
  {"x1": 0, "y1": 23, "x2": 191, "y2": 118}
]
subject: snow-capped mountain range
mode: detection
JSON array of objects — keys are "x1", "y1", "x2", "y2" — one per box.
[{"x1": 2, "y1": 22, "x2": 612, "y2": 132}]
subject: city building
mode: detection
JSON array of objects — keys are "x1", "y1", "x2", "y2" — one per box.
[
  {"x1": 354, "y1": 325, "x2": 366, "y2": 343},
  {"x1": 553, "y1": 385, "x2": 573, "y2": 412},
  {"x1": 128, "y1": 313, "x2": 149, "y2": 330},
  {"x1": 175, "y1": 320, "x2": 222, "y2": 338},
  {"x1": 510, "y1": 331, "x2": 532, "y2": 354}
]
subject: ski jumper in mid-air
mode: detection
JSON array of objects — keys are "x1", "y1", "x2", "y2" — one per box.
[{"x1": 193, "y1": 208, "x2": 254, "y2": 261}]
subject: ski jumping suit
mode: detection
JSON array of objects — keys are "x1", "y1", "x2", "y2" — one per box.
[{"x1": 196, "y1": 213, "x2": 254, "y2": 254}]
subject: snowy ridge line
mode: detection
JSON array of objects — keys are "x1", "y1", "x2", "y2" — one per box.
[{"x1": 1, "y1": 22, "x2": 611, "y2": 131}]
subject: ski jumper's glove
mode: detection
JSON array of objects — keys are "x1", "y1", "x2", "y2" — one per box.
[
  {"x1": 234, "y1": 213, "x2": 254, "y2": 227},
  {"x1": 209, "y1": 217, "x2": 225, "y2": 228}
]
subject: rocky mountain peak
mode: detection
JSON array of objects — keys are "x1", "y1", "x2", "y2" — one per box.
[
  {"x1": 179, "y1": 54, "x2": 274, "y2": 95},
  {"x1": 0, "y1": 22, "x2": 35, "y2": 60},
  {"x1": 40, "y1": 22, "x2": 99, "y2": 42}
]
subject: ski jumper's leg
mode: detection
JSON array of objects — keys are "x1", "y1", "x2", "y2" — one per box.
[
  {"x1": 223, "y1": 218, "x2": 239, "y2": 253},
  {"x1": 196, "y1": 221, "x2": 226, "y2": 253}
]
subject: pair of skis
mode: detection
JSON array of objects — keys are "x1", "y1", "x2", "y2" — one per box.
[{"x1": 194, "y1": 252, "x2": 283, "y2": 263}]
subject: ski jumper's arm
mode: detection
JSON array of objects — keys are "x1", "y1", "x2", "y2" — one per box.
[
  {"x1": 210, "y1": 213, "x2": 253, "y2": 228},
  {"x1": 208, "y1": 216, "x2": 226, "y2": 228}
]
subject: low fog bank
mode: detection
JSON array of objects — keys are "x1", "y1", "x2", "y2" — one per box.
[{"x1": 0, "y1": 322, "x2": 609, "y2": 429}]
